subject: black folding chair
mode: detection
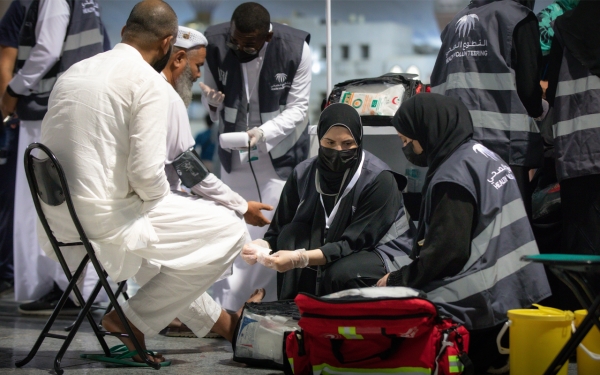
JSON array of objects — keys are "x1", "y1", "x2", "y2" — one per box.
[
  {"x1": 16, "y1": 143, "x2": 160, "y2": 374},
  {"x1": 522, "y1": 254, "x2": 600, "y2": 375}
]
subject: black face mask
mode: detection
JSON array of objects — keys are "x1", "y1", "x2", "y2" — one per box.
[
  {"x1": 232, "y1": 48, "x2": 260, "y2": 63},
  {"x1": 152, "y1": 44, "x2": 172, "y2": 73},
  {"x1": 318, "y1": 146, "x2": 358, "y2": 172},
  {"x1": 402, "y1": 141, "x2": 428, "y2": 167}
]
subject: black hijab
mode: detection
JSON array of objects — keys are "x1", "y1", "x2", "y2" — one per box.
[
  {"x1": 555, "y1": 1, "x2": 600, "y2": 78},
  {"x1": 316, "y1": 103, "x2": 364, "y2": 195},
  {"x1": 392, "y1": 94, "x2": 474, "y2": 254}
]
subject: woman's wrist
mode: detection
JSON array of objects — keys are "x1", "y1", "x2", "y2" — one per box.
[{"x1": 306, "y1": 249, "x2": 327, "y2": 266}]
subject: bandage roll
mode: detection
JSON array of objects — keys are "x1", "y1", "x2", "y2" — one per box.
[
  {"x1": 242, "y1": 243, "x2": 271, "y2": 266},
  {"x1": 219, "y1": 132, "x2": 250, "y2": 149}
]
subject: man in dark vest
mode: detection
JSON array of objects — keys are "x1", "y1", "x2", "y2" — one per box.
[
  {"x1": 0, "y1": 0, "x2": 24, "y2": 297},
  {"x1": 545, "y1": 1, "x2": 600, "y2": 310},
  {"x1": 430, "y1": 0, "x2": 548, "y2": 218},
  {"x1": 0, "y1": 0, "x2": 108, "y2": 313},
  {"x1": 202, "y1": 2, "x2": 312, "y2": 311}
]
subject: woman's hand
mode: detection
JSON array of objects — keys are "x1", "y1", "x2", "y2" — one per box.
[
  {"x1": 264, "y1": 249, "x2": 309, "y2": 272},
  {"x1": 376, "y1": 273, "x2": 390, "y2": 287},
  {"x1": 241, "y1": 239, "x2": 270, "y2": 265}
]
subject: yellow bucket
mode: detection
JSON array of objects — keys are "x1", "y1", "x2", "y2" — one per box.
[
  {"x1": 497, "y1": 304, "x2": 574, "y2": 375},
  {"x1": 574, "y1": 310, "x2": 600, "y2": 375}
]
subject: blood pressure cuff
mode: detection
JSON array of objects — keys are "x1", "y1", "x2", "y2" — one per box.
[{"x1": 171, "y1": 147, "x2": 210, "y2": 188}]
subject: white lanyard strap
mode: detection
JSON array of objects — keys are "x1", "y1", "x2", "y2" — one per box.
[
  {"x1": 319, "y1": 151, "x2": 365, "y2": 229},
  {"x1": 241, "y1": 50, "x2": 265, "y2": 129}
]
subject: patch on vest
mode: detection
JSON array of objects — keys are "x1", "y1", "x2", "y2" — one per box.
[
  {"x1": 81, "y1": 0, "x2": 100, "y2": 16},
  {"x1": 456, "y1": 14, "x2": 479, "y2": 38},
  {"x1": 218, "y1": 68, "x2": 228, "y2": 86},
  {"x1": 271, "y1": 72, "x2": 291, "y2": 91},
  {"x1": 473, "y1": 144, "x2": 499, "y2": 161},
  {"x1": 487, "y1": 164, "x2": 515, "y2": 190},
  {"x1": 445, "y1": 13, "x2": 489, "y2": 63}
]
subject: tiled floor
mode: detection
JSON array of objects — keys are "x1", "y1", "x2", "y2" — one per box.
[{"x1": 0, "y1": 291, "x2": 579, "y2": 374}]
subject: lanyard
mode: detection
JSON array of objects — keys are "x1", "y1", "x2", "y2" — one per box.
[
  {"x1": 241, "y1": 48, "x2": 265, "y2": 130},
  {"x1": 318, "y1": 152, "x2": 365, "y2": 229}
]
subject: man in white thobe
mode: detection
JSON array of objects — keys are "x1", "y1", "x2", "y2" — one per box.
[
  {"x1": 0, "y1": 0, "x2": 107, "y2": 310},
  {"x1": 135, "y1": 26, "x2": 271, "y2": 338},
  {"x1": 39, "y1": 1, "x2": 248, "y2": 360}
]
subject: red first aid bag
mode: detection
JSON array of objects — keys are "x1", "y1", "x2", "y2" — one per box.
[{"x1": 284, "y1": 287, "x2": 472, "y2": 375}]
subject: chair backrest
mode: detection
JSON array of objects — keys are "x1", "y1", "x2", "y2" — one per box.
[
  {"x1": 29, "y1": 154, "x2": 66, "y2": 206},
  {"x1": 24, "y1": 142, "x2": 91, "y2": 251}
]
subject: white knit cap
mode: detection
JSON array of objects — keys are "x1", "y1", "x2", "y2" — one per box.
[{"x1": 174, "y1": 26, "x2": 208, "y2": 49}]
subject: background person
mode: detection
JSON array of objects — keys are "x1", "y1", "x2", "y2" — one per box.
[
  {"x1": 378, "y1": 94, "x2": 551, "y2": 373},
  {"x1": 243, "y1": 103, "x2": 414, "y2": 299},
  {"x1": 544, "y1": 0, "x2": 600, "y2": 310},
  {"x1": 430, "y1": 0, "x2": 548, "y2": 218},
  {"x1": 202, "y1": 2, "x2": 312, "y2": 310},
  {"x1": 0, "y1": 0, "x2": 108, "y2": 313},
  {"x1": 0, "y1": 0, "x2": 23, "y2": 297},
  {"x1": 154, "y1": 25, "x2": 271, "y2": 338}
]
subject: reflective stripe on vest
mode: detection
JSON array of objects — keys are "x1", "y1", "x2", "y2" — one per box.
[
  {"x1": 312, "y1": 364, "x2": 432, "y2": 375},
  {"x1": 430, "y1": 0, "x2": 539, "y2": 166},
  {"x1": 62, "y1": 28, "x2": 103, "y2": 52},
  {"x1": 552, "y1": 27, "x2": 600, "y2": 181},
  {"x1": 422, "y1": 140, "x2": 549, "y2": 330},
  {"x1": 427, "y1": 239, "x2": 538, "y2": 303},
  {"x1": 466, "y1": 198, "x2": 527, "y2": 271},
  {"x1": 553, "y1": 113, "x2": 600, "y2": 138},
  {"x1": 431, "y1": 72, "x2": 516, "y2": 92},
  {"x1": 467, "y1": 110, "x2": 532, "y2": 132}
]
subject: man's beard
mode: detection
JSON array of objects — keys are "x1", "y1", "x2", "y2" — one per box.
[{"x1": 174, "y1": 63, "x2": 194, "y2": 107}]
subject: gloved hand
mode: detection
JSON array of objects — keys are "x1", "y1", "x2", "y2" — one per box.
[
  {"x1": 263, "y1": 249, "x2": 309, "y2": 273},
  {"x1": 241, "y1": 239, "x2": 270, "y2": 265},
  {"x1": 198, "y1": 82, "x2": 225, "y2": 108},
  {"x1": 247, "y1": 127, "x2": 265, "y2": 147},
  {"x1": 534, "y1": 99, "x2": 549, "y2": 122}
]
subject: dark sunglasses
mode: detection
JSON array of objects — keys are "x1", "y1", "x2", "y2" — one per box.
[{"x1": 226, "y1": 40, "x2": 260, "y2": 55}]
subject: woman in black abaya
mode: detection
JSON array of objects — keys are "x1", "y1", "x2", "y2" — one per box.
[{"x1": 243, "y1": 103, "x2": 414, "y2": 300}]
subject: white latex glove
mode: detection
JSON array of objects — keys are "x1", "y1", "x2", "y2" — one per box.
[
  {"x1": 262, "y1": 249, "x2": 309, "y2": 273},
  {"x1": 241, "y1": 239, "x2": 270, "y2": 265},
  {"x1": 199, "y1": 82, "x2": 225, "y2": 108},
  {"x1": 247, "y1": 127, "x2": 266, "y2": 147},
  {"x1": 534, "y1": 99, "x2": 549, "y2": 122}
]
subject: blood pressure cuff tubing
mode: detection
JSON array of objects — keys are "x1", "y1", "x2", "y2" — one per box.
[{"x1": 171, "y1": 147, "x2": 210, "y2": 188}]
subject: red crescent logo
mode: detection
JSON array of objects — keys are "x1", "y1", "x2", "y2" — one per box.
[{"x1": 392, "y1": 97, "x2": 399, "y2": 105}]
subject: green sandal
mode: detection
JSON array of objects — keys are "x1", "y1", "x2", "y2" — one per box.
[{"x1": 80, "y1": 344, "x2": 172, "y2": 367}]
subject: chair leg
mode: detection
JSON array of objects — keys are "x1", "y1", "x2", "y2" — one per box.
[
  {"x1": 54, "y1": 278, "x2": 109, "y2": 375},
  {"x1": 86, "y1": 254, "x2": 161, "y2": 370},
  {"x1": 543, "y1": 293, "x2": 600, "y2": 375},
  {"x1": 100, "y1": 280, "x2": 128, "y2": 323},
  {"x1": 15, "y1": 257, "x2": 89, "y2": 369}
]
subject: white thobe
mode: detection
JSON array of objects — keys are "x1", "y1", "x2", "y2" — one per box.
[
  {"x1": 11, "y1": 0, "x2": 100, "y2": 301},
  {"x1": 39, "y1": 43, "x2": 246, "y2": 337},
  {"x1": 203, "y1": 41, "x2": 312, "y2": 310}
]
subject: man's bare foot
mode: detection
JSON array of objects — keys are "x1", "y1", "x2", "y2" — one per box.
[
  {"x1": 211, "y1": 288, "x2": 266, "y2": 342},
  {"x1": 101, "y1": 310, "x2": 165, "y2": 363}
]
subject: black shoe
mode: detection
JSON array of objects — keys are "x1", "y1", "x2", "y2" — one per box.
[
  {"x1": 18, "y1": 283, "x2": 80, "y2": 316},
  {"x1": 0, "y1": 279, "x2": 14, "y2": 297}
]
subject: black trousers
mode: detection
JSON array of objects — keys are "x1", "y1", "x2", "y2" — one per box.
[
  {"x1": 468, "y1": 323, "x2": 508, "y2": 373},
  {"x1": 555, "y1": 174, "x2": 600, "y2": 310},
  {"x1": 276, "y1": 222, "x2": 386, "y2": 299},
  {"x1": 0, "y1": 125, "x2": 19, "y2": 281}
]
